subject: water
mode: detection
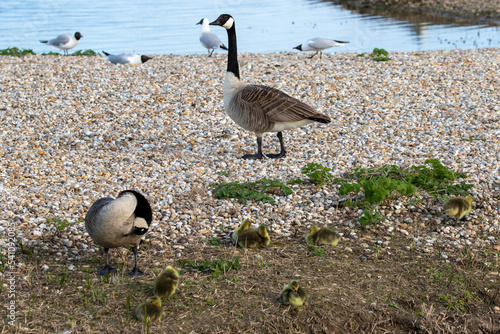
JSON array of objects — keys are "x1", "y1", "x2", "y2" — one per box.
[{"x1": 0, "y1": 0, "x2": 498, "y2": 55}]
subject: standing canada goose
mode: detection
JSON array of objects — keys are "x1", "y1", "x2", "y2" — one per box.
[
  {"x1": 102, "y1": 51, "x2": 153, "y2": 65},
  {"x1": 237, "y1": 224, "x2": 270, "y2": 248},
  {"x1": 278, "y1": 280, "x2": 307, "y2": 306},
  {"x1": 84, "y1": 190, "x2": 153, "y2": 276},
  {"x1": 209, "y1": 14, "x2": 331, "y2": 159},
  {"x1": 305, "y1": 225, "x2": 341, "y2": 246},
  {"x1": 40, "y1": 32, "x2": 82, "y2": 55},
  {"x1": 293, "y1": 38, "x2": 348, "y2": 59},
  {"x1": 134, "y1": 296, "x2": 163, "y2": 322},
  {"x1": 443, "y1": 196, "x2": 473, "y2": 224},
  {"x1": 231, "y1": 218, "x2": 253, "y2": 244},
  {"x1": 154, "y1": 266, "x2": 179, "y2": 299},
  {"x1": 197, "y1": 18, "x2": 228, "y2": 57}
]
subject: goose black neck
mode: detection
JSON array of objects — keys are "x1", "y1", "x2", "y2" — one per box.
[{"x1": 226, "y1": 24, "x2": 240, "y2": 79}]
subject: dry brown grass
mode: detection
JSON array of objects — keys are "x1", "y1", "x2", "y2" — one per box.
[{"x1": 4, "y1": 228, "x2": 500, "y2": 334}]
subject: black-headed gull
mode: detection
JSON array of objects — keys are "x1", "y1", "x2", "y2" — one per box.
[
  {"x1": 40, "y1": 32, "x2": 82, "y2": 55},
  {"x1": 197, "y1": 18, "x2": 227, "y2": 57},
  {"x1": 102, "y1": 51, "x2": 153, "y2": 65},
  {"x1": 293, "y1": 38, "x2": 348, "y2": 59}
]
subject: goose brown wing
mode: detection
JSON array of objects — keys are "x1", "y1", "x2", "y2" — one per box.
[{"x1": 239, "y1": 84, "x2": 331, "y2": 123}]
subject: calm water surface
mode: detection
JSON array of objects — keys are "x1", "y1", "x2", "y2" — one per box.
[{"x1": 0, "y1": 0, "x2": 498, "y2": 55}]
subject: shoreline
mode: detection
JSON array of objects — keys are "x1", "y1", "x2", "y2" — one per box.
[{"x1": 332, "y1": 0, "x2": 500, "y2": 25}]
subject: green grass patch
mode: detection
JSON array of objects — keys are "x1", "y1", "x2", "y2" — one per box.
[
  {"x1": 176, "y1": 257, "x2": 241, "y2": 279},
  {"x1": 211, "y1": 178, "x2": 292, "y2": 204},
  {"x1": 70, "y1": 49, "x2": 99, "y2": 56},
  {"x1": 0, "y1": 47, "x2": 35, "y2": 56},
  {"x1": 370, "y1": 48, "x2": 391, "y2": 62},
  {"x1": 334, "y1": 159, "x2": 472, "y2": 225},
  {"x1": 291, "y1": 162, "x2": 333, "y2": 187}
]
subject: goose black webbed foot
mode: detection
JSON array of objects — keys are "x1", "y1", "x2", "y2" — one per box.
[
  {"x1": 127, "y1": 266, "x2": 144, "y2": 276},
  {"x1": 97, "y1": 264, "x2": 117, "y2": 275},
  {"x1": 241, "y1": 153, "x2": 264, "y2": 159}
]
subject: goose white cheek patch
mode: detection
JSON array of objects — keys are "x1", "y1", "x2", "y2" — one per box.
[{"x1": 223, "y1": 17, "x2": 234, "y2": 29}]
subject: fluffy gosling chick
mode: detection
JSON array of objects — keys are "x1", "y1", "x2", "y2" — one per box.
[
  {"x1": 278, "y1": 280, "x2": 307, "y2": 306},
  {"x1": 153, "y1": 266, "x2": 179, "y2": 299},
  {"x1": 231, "y1": 218, "x2": 253, "y2": 244},
  {"x1": 444, "y1": 196, "x2": 473, "y2": 223},
  {"x1": 305, "y1": 225, "x2": 341, "y2": 246},
  {"x1": 134, "y1": 296, "x2": 162, "y2": 322},
  {"x1": 237, "y1": 224, "x2": 270, "y2": 248}
]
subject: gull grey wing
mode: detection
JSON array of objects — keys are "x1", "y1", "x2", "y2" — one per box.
[
  {"x1": 200, "y1": 32, "x2": 223, "y2": 49},
  {"x1": 51, "y1": 34, "x2": 71, "y2": 46}
]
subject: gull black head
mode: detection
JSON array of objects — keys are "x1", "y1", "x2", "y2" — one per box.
[
  {"x1": 141, "y1": 55, "x2": 153, "y2": 63},
  {"x1": 293, "y1": 44, "x2": 302, "y2": 51},
  {"x1": 209, "y1": 14, "x2": 234, "y2": 30},
  {"x1": 75, "y1": 32, "x2": 83, "y2": 40}
]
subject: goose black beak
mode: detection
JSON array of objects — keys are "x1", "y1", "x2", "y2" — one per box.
[
  {"x1": 293, "y1": 45, "x2": 302, "y2": 51},
  {"x1": 209, "y1": 18, "x2": 222, "y2": 26},
  {"x1": 196, "y1": 19, "x2": 203, "y2": 25}
]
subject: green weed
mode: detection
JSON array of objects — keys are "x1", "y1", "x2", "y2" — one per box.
[
  {"x1": 437, "y1": 290, "x2": 473, "y2": 312},
  {"x1": 40, "y1": 51, "x2": 62, "y2": 56},
  {"x1": 46, "y1": 218, "x2": 72, "y2": 231},
  {"x1": 359, "y1": 209, "x2": 381, "y2": 226},
  {"x1": 204, "y1": 238, "x2": 222, "y2": 246},
  {"x1": 0, "y1": 47, "x2": 35, "y2": 56},
  {"x1": 177, "y1": 256, "x2": 241, "y2": 279},
  {"x1": 334, "y1": 159, "x2": 472, "y2": 225},
  {"x1": 370, "y1": 48, "x2": 391, "y2": 61},
  {"x1": 211, "y1": 178, "x2": 292, "y2": 204},
  {"x1": 70, "y1": 49, "x2": 99, "y2": 56},
  {"x1": 300, "y1": 162, "x2": 334, "y2": 187},
  {"x1": 308, "y1": 245, "x2": 325, "y2": 257}
]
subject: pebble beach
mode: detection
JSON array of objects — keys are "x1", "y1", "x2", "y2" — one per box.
[{"x1": 0, "y1": 49, "x2": 499, "y2": 267}]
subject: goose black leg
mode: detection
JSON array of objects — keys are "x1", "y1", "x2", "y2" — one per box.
[
  {"x1": 127, "y1": 246, "x2": 144, "y2": 276},
  {"x1": 266, "y1": 131, "x2": 286, "y2": 159},
  {"x1": 97, "y1": 248, "x2": 117, "y2": 275},
  {"x1": 242, "y1": 136, "x2": 264, "y2": 159}
]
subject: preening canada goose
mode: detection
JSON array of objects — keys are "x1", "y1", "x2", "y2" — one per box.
[
  {"x1": 443, "y1": 196, "x2": 473, "y2": 224},
  {"x1": 278, "y1": 280, "x2": 307, "y2": 306},
  {"x1": 134, "y1": 296, "x2": 163, "y2": 322},
  {"x1": 293, "y1": 37, "x2": 348, "y2": 59},
  {"x1": 102, "y1": 51, "x2": 152, "y2": 65},
  {"x1": 210, "y1": 14, "x2": 331, "y2": 159},
  {"x1": 305, "y1": 225, "x2": 341, "y2": 246},
  {"x1": 231, "y1": 218, "x2": 253, "y2": 244},
  {"x1": 40, "y1": 32, "x2": 82, "y2": 55},
  {"x1": 197, "y1": 18, "x2": 228, "y2": 57},
  {"x1": 154, "y1": 266, "x2": 179, "y2": 299},
  {"x1": 84, "y1": 190, "x2": 153, "y2": 276},
  {"x1": 237, "y1": 223, "x2": 270, "y2": 248}
]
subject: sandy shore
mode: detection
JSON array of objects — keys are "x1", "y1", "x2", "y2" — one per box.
[{"x1": 0, "y1": 49, "x2": 499, "y2": 267}]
